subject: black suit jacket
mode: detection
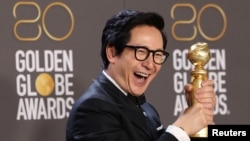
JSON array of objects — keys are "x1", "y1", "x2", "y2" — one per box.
[{"x1": 66, "y1": 72, "x2": 178, "y2": 141}]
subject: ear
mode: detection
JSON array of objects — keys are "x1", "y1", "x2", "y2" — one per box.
[{"x1": 106, "y1": 45, "x2": 116, "y2": 63}]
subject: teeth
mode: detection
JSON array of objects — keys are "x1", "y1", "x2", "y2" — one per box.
[{"x1": 135, "y1": 72, "x2": 149, "y2": 77}]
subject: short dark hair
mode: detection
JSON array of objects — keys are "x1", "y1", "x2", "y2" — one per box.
[{"x1": 101, "y1": 10, "x2": 167, "y2": 69}]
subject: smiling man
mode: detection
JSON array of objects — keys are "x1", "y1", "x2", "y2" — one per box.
[{"x1": 66, "y1": 10, "x2": 216, "y2": 141}]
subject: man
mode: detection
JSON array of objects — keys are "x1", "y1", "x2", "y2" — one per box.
[{"x1": 66, "y1": 10, "x2": 216, "y2": 141}]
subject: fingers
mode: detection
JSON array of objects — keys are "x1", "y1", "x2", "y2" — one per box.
[
  {"x1": 203, "y1": 108, "x2": 214, "y2": 124},
  {"x1": 201, "y1": 79, "x2": 214, "y2": 86},
  {"x1": 192, "y1": 103, "x2": 214, "y2": 125},
  {"x1": 184, "y1": 79, "x2": 216, "y2": 111},
  {"x1": 195, "y1": 91, "x2": 215, "y2": 110},
  {"x1": 195, "y1": 80, "x2": 216, "y2": 110}
]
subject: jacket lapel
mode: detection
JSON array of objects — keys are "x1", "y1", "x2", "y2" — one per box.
[{"x1": 95, "y1": 73, "x2": 152, "y2": 139}]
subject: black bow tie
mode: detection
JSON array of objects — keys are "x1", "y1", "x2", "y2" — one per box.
[{"x1": 127, "y1": 94, "x2": 146, "y2": 105}]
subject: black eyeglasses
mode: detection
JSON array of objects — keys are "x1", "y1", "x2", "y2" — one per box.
[{"x1": 124, "y1": 45, "x2": 169, "y2": 65}]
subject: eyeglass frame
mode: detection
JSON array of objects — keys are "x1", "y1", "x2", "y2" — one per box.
[{"x1": 124, "y1": 45, "x2": 169, "y2": 65}]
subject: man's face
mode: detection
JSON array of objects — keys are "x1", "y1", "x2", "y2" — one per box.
[{"x1": 107, "y1": 25, "x2": 164, "y2": 96}]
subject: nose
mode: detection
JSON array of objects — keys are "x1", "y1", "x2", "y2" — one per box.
[{"x1": 142, "y1": 53, "x2": 154, "y2": 69}]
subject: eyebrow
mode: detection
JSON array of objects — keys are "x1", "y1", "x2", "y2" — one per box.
[{"x1": 125, "y1": 44, "x2": 165, "y2": 51}]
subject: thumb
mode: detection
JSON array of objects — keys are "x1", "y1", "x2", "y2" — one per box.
[
  {"x1": 184, "y1": 84, "x2": 193, "y2": 93},
  {"x1": 184, "y1": 84, "x2": 193, "y2": 107}
]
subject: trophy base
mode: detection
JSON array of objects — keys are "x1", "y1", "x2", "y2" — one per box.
[{"x1": 190, "y1": 137, "x2": 208, "y2": 141}]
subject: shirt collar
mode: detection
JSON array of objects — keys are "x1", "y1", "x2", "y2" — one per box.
[
  {"x1": 102, "y1": 70, "x2": 128, "y2": 96},
  {"x1": 102, "y1": 70, "x2": 146, "y2": 105}
]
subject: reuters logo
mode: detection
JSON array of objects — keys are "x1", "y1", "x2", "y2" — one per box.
[{"x1": 36, "y1": 73, "x2": 54, "y2": 97}]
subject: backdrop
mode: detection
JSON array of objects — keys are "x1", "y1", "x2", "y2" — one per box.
[{"x1": 1, "y1": 0, "x2": 249, "y2": 141}]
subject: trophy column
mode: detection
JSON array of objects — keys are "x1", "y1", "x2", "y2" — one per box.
[{"x1": 187, "y1": 42, "x2": 211, "y2": 141}]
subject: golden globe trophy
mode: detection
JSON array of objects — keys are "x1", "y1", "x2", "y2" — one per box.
[{"x1": 187, "y1": 42, "x2": 211, "y2": 140}]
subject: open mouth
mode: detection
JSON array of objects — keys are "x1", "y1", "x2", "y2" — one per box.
[{"x1": 134, "y1": 72, "x2": 149, "y2": 80}]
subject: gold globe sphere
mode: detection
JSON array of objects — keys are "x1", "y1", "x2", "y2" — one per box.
[{"x1": 188, "y1": 42, "x2": 211, "y2": 67}]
